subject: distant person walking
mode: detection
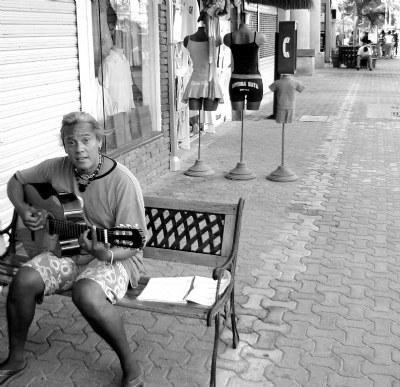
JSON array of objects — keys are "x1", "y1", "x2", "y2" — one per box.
[
  {"x1": 379, "y1": 30, "x2": 386, "y2": 57},
  {"x1": 383, "y1": 31, "x2": 393, "y2": 59},
  {"x1": 392, "y1": 30, "x2": 399, "y2": 57}
]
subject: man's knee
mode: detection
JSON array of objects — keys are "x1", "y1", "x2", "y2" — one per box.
[
  {"x1": 72, "y1": 278, "x2": 104, "y2": 311},
  {"x1": 9, "y1": 266, "x2": 44, "y2": 301}
]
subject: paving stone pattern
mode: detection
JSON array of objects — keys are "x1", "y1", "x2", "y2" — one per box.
[{"x1": 1, "y1": 59, "x2": 400, "y2": 386}]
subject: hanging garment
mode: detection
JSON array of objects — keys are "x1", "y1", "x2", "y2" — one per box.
[{"x1": 99, "y1": 47, "x2": 135, "y2": 113}]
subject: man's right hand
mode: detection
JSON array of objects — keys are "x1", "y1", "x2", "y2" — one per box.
[{"x1": 21, "y1": 205, "x2": 44, "y2": 231}]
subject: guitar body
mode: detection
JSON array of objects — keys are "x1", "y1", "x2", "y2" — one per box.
[
  {"x1": 22, "y1": 183, "x2": 85, "y2": 257},
  {"x1": 19, "y1": 183, "x2": 146, "y2": 259}
]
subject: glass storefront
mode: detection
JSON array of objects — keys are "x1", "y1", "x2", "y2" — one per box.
[{"x1": 92, "y1": 0, "x2": 160, "y2": 151}]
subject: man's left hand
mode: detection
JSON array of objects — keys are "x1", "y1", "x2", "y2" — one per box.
[{"x1": 79, "y1": 225, "x2": 111, "y2": 261}]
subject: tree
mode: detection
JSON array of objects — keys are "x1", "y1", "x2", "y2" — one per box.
[{"x1": 338, "y1": 0, "x2": 386, "y2": 38}]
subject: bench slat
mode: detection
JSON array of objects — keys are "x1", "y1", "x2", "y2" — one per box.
[
  {"x1": 144, "y1": 196, "x2": 238, "y2": 215},
  {"x1": 143, "y1": 247, "x2": 226, "y2": 267}
]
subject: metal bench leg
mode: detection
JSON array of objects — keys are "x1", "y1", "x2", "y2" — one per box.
[
  {"x1": 210, "y1": 313, "x2": 220, "y2": 387},
  {"x1": 230, "y1": 289, "x2": 239, "y2": 349}
]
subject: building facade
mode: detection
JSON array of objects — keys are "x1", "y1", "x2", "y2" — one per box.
[{"x1": 0, "y1": 0, "x2": 281, "y2": 230}]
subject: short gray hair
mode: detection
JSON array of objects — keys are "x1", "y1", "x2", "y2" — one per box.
[{"x1": 60, "y1": 111, "x2": 104, "y2": 145}]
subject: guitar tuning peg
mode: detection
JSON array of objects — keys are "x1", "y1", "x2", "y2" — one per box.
[{"x1": 126, "y1": 224, "x2": 132, "y2": 227}]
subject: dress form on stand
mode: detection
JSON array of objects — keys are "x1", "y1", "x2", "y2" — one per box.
[
  {"x1": 224, "y1": 14, "x2": 265, "y2": 181},
  {"x1": 182, "y1": 23, "x2": 222, "y2": 177},
  {"x1": 184, "y1": 108, "x2": 215, "y2": 176},
  {"x1": 225, "y1": 110, "x2": 256, "y2": 180},
  {"x1": 266, "y1": 122, "x2": 298, "y2": 182},
  {"x1": 267, "y1": 74, "x2": 305, "y2": 182}
]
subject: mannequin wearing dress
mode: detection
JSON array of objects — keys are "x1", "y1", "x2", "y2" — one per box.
[
  {"x1": 224, "y1": 14, "x2": 266, "y2": 111},
  {"x1": 182, "y1": 25, "x2": 223, "y2": 111}
]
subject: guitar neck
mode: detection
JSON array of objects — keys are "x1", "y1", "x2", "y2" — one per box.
[{"x1": 47, "y1": 218, "x2": 108, "y2": 242}]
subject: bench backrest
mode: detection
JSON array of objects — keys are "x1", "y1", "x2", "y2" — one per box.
[{"x1": 143, "y1": 197, "x2": 244, "y2": 269}]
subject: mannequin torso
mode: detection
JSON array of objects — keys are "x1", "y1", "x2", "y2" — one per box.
[
  {"x1": 183, "y1": 26, "x2": 222, "y2": 47},
  {"x1": 223, "y1": 23, "x2": 266, "y2": 47},
  {"x1": 224, "y1": 23, "x2": 266, "y2": 111},
  {"x1": 182, "y1": 26, "x2": 223, "y2": 111}
]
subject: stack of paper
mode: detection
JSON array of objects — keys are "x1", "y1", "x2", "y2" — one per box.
[{"x1": 137, "y1": 271, "x2": 231, "y2": 306}]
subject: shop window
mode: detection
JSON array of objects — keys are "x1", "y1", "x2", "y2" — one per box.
[{"x1": 92, "y1": 0, "x2": 160, "y2": 151}]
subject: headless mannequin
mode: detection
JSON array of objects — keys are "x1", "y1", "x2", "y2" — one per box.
[
  {"x1": 224, "y1": 13, "x2": 266, "y2": 111},
  {"x1": 183, "y1": 24, "x2": 222, "y2": 111}
]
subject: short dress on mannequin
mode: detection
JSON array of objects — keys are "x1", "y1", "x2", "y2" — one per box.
[
  {"x1": 224, "y1": 21, "x2": 266, "y2": 111},
  {"x1": 182, "y1": 27, "x2": 223, "y2": 111}
]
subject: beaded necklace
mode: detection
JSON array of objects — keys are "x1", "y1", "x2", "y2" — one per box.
[{"x1": 74, "y1": 154, "x2": 103, "y2": 192}]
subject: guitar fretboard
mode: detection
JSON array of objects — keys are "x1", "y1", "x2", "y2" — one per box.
[{"x1": 47, "y1": 218, "x2": 109, "y2": 242}]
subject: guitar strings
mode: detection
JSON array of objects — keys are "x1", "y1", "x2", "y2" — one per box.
[{"x1": 46, "y1": 218, "x2": 139, "y2": 244}]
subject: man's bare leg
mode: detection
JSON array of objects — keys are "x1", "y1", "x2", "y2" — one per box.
[
  {"x1": 0, "y1": 267, "x2": 44, "y2": 370},
  {"x1": 72, "y1": 279, "x2": 142, "y2": 382}
]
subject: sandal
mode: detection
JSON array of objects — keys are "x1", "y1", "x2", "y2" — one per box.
[
  {"x1": 121, "y1": 373, "x2": 145, "y2": 387},
  {"x1": 0, "y1": 361, "x2": 27, "y2": 385}
]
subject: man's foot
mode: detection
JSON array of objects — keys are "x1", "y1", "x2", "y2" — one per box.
[
  {"x1": 121, "y1": 374, "x2": 144, "y2": 387},
  {"x1": 356, "y1": 67, "x2": 360, "y2": 71},
  {"x1": 0, "y1": 360, "x2": 27, "y2": 385},
  {"x1": 369, "y1": 68, "x2": 372, "y2": 71}
]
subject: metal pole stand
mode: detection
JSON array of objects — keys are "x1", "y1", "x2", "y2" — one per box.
[
  {"x1": 226, "y1": 111, "x2": 256, "y2": 180},
  {"x1": 185, "y1": 109, "x2": 214, "y2": 177},
  {"x1": 267, "y1": 123, "x2": 298, "y2": 182}
]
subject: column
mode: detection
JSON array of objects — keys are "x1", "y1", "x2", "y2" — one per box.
[
  {"x1": 291, "y1": 9, "x2": 314, "y2": 75},
  {"x1": 310, "y1": 0, "x2": 323, "y2": 67}
]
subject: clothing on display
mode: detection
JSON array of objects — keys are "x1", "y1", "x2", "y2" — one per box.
[
  {"x1": 181, "y1": 37, "x2": 223, "y2": 104},
  {"x1": 92, "y1": 0, "x2": 113, "y2": 75},
  {"x1": 269, "y1": 75, "x2": 305, "y2": 124},
  {"x1": 229, "y1": 32, "x2": 260, "y2": 75},
  {"x1": 114, "y1": 21, "x2": 141, "y2": 67},
  {"x1": 229, "y1": 78, "x2": 263, "y2": 103},
  {"x1": 98, "y1": 46, "x2": 135, "y2": 113},
  {"x1": 173, "y1": 0, "x2": 200, "y2": 43}
]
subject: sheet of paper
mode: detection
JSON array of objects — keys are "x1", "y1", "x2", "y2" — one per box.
[
  {"x1": 185, "y1": 271, "x2": 231, "y2": 306},
  {"x1": 137, "y1": 276, "x2": 194, "y2": 304}
]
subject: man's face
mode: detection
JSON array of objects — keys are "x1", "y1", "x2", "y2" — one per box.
[{"x1": 63, "y1": 122, "x2": 102, "y2": 174}]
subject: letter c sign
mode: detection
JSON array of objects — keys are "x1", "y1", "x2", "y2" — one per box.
[
  {"x1": 277, "y1": 21, "x2": 297, "y2": 74},
  {"x1": 283, "y1": 37, "x2": 290, "y2": 58}
]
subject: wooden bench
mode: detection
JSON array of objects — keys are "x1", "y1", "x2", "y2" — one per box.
[{"x1": 0, "y1": 196, "x2": 245, "y2": 387}]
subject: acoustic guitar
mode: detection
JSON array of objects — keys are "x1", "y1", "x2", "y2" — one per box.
[{"x1": 20, "y1": 183, "x2": 146, "y2": 258}]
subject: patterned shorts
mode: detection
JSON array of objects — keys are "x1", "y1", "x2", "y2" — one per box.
[{"x1": 23, "y1": 252, "x2": 129, "y2": 304}]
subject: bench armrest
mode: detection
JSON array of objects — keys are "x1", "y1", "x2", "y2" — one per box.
[{"x1": 212, "y1": 252, "x2": 236, "y2": 281}]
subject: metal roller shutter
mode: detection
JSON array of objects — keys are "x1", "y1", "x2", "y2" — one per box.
[
  {"x1": 0, "y1": 0, "x2": 81, "y2": 227},
  {"x1": 247, "y1": 8, "x2": 277, "y2": 94}
]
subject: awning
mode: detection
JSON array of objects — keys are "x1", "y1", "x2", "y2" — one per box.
[{"x1": 250, "y1": 0, "x2": 313, "y2": 9}]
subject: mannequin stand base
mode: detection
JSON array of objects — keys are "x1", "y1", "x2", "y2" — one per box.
[
  {"x1": 225, "y1": 162, "x2": 256, "y2": 180},
  {"x1": 267, "y1": 165, "x2": 298, "y2": 182},
  {"x1": 184, "y1": 160, "x2": 215, "y2": 177}
]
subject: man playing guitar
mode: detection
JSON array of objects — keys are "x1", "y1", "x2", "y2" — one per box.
[{"x1": 1, "y1": 112, "x2": 146, "y2": 387}]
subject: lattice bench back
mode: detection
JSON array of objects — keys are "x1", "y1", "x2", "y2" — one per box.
[{"x1": 143, "y1": 197, "x2": 242, "y2": 269}]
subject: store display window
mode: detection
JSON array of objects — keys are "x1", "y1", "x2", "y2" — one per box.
[{"x1": 92, "y1": 0, "x2": 160, "y2": 151}]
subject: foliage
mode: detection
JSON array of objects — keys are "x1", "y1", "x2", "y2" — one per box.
[{"x1": 337, "y1": 0, "x2": 387, "y2": 28}]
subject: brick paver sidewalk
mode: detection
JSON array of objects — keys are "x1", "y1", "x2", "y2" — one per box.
[{"x1": 1, "y1": 58, "x2": 400, "y2": 386}]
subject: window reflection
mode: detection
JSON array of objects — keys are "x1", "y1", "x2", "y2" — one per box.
[{"x1": 92, "y1": 0, "x2": 157, "y2": 151}]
